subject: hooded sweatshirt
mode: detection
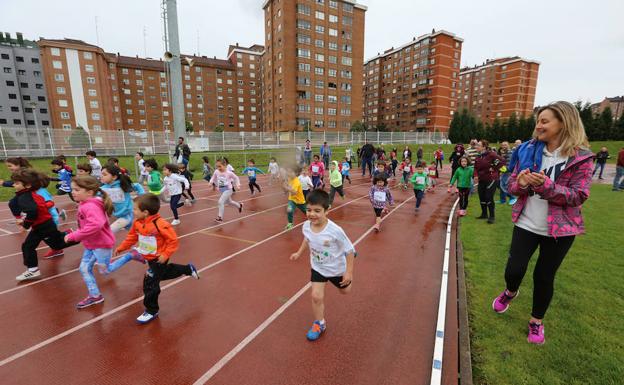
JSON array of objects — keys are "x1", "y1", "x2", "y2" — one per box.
[
  {"x1": 100, "y1": 179, "x2": 139, "y2": 220},
  {"x1": 329, "y1": 161, "x2": 343, "y2": 188},
  {"x1": 66, "y1": 197, "x2": 115, "y2": 250}
]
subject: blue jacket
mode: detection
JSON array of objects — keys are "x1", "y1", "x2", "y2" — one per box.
[
  {"x1": 320, "y1": 145, "x2": 332, "y2": 158},
  {"x1": 55, "y1": 169, "x2": 72, "y2": 192},
  {"x1": 241, "y1": 167, "x2": 264, "y2": 180},
  {"x1": 509, "y1": 139, "x2": 546, "y2": 173},
  {"x1": 100, "y1": 179, "x2": 143, "y2": 222}
]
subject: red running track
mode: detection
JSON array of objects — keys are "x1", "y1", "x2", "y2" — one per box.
[{"x1": 0, "y1": 171, "x2": 459, "y2": 385}]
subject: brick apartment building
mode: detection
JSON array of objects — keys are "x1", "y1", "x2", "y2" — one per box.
[
  {"x1": 363, "y1": 30, "x2": 463, "y2": 133},
  {"x1": 38, "y1": 38, "x2": 263, "y2": 132},
  {"x1": 0, "y1": 32, "x2": 51, "y2": 129},
  {"x1": 262, "y1": 0, "x2": 367, "y2": 132},
  {"x1": 591, "y1": 96, "x2": 624, "y2": 120},
  {"x1": 457, "y1": 57, "x2": 539, "y2": 123}
]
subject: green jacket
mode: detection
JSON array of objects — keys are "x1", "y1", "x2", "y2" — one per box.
[
  {"x1": 329, "y1": 164, "x2": 343, "y2": 187},
  {"x1": 410, "y1": 171, "x2": 429, "y2": 190},
  {"x1": 450, "y1": 166, "x2": 474, "y2": 188},
  {"x1": 147, "y1": 170, "x2": 163, "y2": 193}
]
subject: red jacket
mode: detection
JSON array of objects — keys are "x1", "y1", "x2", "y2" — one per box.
[
  {"x1": 474, "y1": 150, "x2": 505, "y2": 182},
  {"x1": 618, "y1": 149, "x2": 624, "y2": 167},
  {"x1": 12, "y1": 189, "x2": 52, "y2": 229}
]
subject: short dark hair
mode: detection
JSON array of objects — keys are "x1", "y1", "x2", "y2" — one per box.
[
  {"x1": 144, "y1": 159, "x2": 158, "y2": 169},
  {"x1": 11, "y1": 168, "x2": 44, "y2": 189},
  {"x1": 248, "y1": 159, "x2": 255, "y2": 164},
  {"x1": 306, "y1": 189, "x2": 330, "y2": 210},
  {"x1": 77, "y1": 163, "x2": 92, "y2": 173},
  {"x1": 136, "y1": 152, "x2": 144, "y2": 158},
  {"x1": 85, "y1": 150, "x2": 97, "y2": 157},
  {"x1": 51, "y1": 158, "x2": 64, "y2": 166},
  {"x1": 376, "y1": 160, "x2": 386, "y2": 167},
  {"x1": 178, "y1": 137, "x2": 184, "y2": 141},
  {"x1": 202, "y1": 156, "x2": 210, "y2": 163},
  {"x1": 415, "y1": 161, "x2": 426, "y2": 168},
  {"x1": 107, "y1": 157, "x2": 119, "y2": 165},
  {"x1": 163, "y1": 163, "x2": 179, "y2": 173},
  {"x1": 135, "y1": 193, "x2": 160, "y2": 215},
  {"x1": 373, "y1": 175, "x2": 388, "y2": 186}
]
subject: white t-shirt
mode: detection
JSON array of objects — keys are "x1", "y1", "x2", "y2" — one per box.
[
  {"x1": 303, "y1": 219, "x2": 355, "y2": 277},
  {"x1": 226, "y1": 164, "x2": 235, "y2": 173},
  {"x1": 268, "y1": 162, "x2": 279, "y2": 175},
  {"x1": 163, "y1": 173, "x2": 189, "y2": 196},
  {"x1": 138, "y1": 159, "x2": 148, "y2": 176},
  {"x1": 298, "y1": 175, "x2": 313, "y2": 191},
  {"x1": 90, "y1": 158, "x2": 102, "y2": 178},
  {"x1": 516, "y1": 147, "x2": 568, "y2": 236}
]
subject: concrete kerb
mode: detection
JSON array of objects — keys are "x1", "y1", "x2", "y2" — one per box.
[{"x1": 455, "y1": 218, "x2": 473, "y2": 385}]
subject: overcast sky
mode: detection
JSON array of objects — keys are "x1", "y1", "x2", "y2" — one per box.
[{"x1": 2, "y1": 0, "x2": 622, "y2": 106}]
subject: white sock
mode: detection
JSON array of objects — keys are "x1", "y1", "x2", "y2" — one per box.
[
  {"x1": 319, "y1": 319, "x2": 326, "y2": 326},
  {"x1": 28, "y1": 267, "x2": 39, "y2": 272}
]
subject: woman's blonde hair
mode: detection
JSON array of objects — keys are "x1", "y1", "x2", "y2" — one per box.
[
  {"x1": 535, "y1": 101, "x2": 589, "y2": 157},
  {"x1": 71, "y1": 175, "x2": 114, "y2": 216}
]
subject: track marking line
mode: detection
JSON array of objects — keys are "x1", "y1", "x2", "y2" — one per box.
[
  {"x1": 191, "y1": 195, "x2": 416, "y2": 385},
  {"x1": 198, "y1": 231, "x2": 257, "y2": 245},
  {"x1": 0, "y1": 192, "x2": 372, "y2": 367}
]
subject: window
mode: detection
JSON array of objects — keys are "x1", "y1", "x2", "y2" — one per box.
[
  {"x1": 297, "y1": 19, "x2": 311, "y2": 30},
  {"x1": 38, "y1": 96, "x2": 45, "y2": 102},
  {"x1": 5, "y1": 80, "x2": 14, "y2": 86},
  {"x1": 8, "y1": 93, "x2": 17, "y2": 99},
  {"x1": 297, "y1": 4, "x2": 311, "y2": 15},
  {"x1": 341, "y1": 95, "x2": 351, "y2": 104},
  {"x1": 56, "y1": 86, "x2": 66, "y2": 94},
  {"x1": 0, "y1": 54, "x2": 8, "y2": 60},
  {"x1": 297, "y1": 33, "x2": 311, "y2": 44},
  {"x1": 315, "y1": 94, "x2": 324, "y2": 102},
  {"x1": 11, "y1": 106, "x2": 20, "y2": 112},
  {"x1": 52, "y1": 60, "x2": 62, "y2": 69},
  {"x1": 33, "y1": 70, "x2": 41, "y2": 77},
  {"x1": 328, "y1": 69, "x2": 337, "y2": 77},
  {"x1": 329, "y1": 42, "x2": 338, "y2": 51},
  {"x1": 315, "y1": 53, "x2": 325, "y2": 62},
  {"x1": 315, "y1": 25, "x2": 325, "y2": 34},
  {"x1": 328, "y1": 55, "x2": 337, "y2": 64},
  {"x1": 297, "y1": 49, "x2": 311, "y2": 58},
  {"x1": 341, "y1": 57, "x2": 352, "y2": 66},
  {"x1": 315, "y1": 107, "x2": 324, "y2": 115},
  {"x1": 84, "y1": 64, "x2": 94, "y2": 72},
  {"x1": 315, "y1": 11, "x2": 325, "y2": 20},
  {"x1": 315, "y1": 67, "x2": 324, "y2": 75},
  {"x1": 315, "y1": 39, "x2": 325, "y2": 48},
  {"x1": 83, "y1": 52, "x2": 93, "y2": 60},
  {"x1": 18, "y1": 69, "x2": 25, "y2": 76},
  {"x1": 88, "y1": 89, "x2": 97, "y2": 96},
  {"x1": 329, "y1": 14, "x2": 338, "y2": 23},
  {"x1": 40, "y1": 108, "x2": 48, "y2": 114},
  {"x1": 329, "y1": 28, "x2": 338, "y2": 37},
  {"x1": 31, "y1": 58, "x2": 39, "y2": 64},
  {"x1": 3, "y1": 67, "x2": 12, "y2": 73},
  {"x1": 90, "y1": 101, "x2": 99, "y2": 108},
  {"x1": 87, "y1": 77, "x2": 96, "y2": 84},
  {"x1": 91, "y1": 113, "x2": 100, "y2": 121},
  {"x1": 23, "y1": 95, "x2": 31, "y2": 101},
  {"x1": 329, "y1": 0, "x2": 338, "y2": 8},
  {"x1": 343, "y1": 3, "x2": 354, "y2": 12},
  {"x1": 20, "y1": 82, "x2": 28, "y2": 88},
  {"x1": 343, "y1": 16, "x2": 353, "y2": 26},
  {"x1": 328, "y1": 108, "x2": 337, "y2": 116},
  {"x1": 51, "y1": 48, "x2": 61, "y2": 56},
  {"x1": 60, "y1": 112, "x2": 70, "y2": 119},
  {"x1": 315, "y1": 80, "x2": 324, "y2": 88},
  {"x1": 13, "y1": 119, "x2": 21, "y2": 125}
]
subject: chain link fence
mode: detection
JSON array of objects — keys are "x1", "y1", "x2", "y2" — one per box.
[{"x1": 0, "y1": 126, "x2": 449, "y2": 158}]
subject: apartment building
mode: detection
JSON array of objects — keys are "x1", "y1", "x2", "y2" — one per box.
[
  {"x1": 363, "y1": 30, "x2": 463, "y2": 132},
  {"x1": 457, "y1": 57, "x2": 539, "y2": 123},
  {"x1": 38, "y1": 38, "x2": 264, "y2": 132},
  {"x1": 262, "y1": 0, "x2": 367, "y2": 132},
  {"x1": 0, "y1": 32, "x2": 51, "y2": 128},
  {"x1": 591, "y1": 96, "x2": 624, "y2": 120}
]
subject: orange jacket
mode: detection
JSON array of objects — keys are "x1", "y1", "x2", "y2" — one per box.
[{"x1": 116, "y1": 213, "x2": 178, "y2": 261}]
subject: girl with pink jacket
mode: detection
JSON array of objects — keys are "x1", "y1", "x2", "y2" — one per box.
[
  {"x1": 491, "y1": 101, "x2": 594, "y2": 345},
  {"x1": 209, "y1": 158, "x2": 242, "y2": 222}
]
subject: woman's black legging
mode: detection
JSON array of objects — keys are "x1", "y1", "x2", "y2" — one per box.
[
  {"x1": 505, "y1": 226, "x2": 575, "y2": 319},
  {"x1": 477, "y1": 180, "x2": 498, "y2": 218},
  {"x1": 458, "y1": 187, "x2": 470, "y2": 210}
]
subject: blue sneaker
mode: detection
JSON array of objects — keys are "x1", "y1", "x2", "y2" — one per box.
[
  {"x1": 189, "y1": 263, "x2": 200, "y2": 279},
  {"x1": 306, "y1": 320, "x2": 326, "y2": 341},
  {"x1": 136, "y1": 311, "x2": 159, "y2": 324},
  {"x1": 508, "y1": 197, "x2": 518, "y2": 205}
]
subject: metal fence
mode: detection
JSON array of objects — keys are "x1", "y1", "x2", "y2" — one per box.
[{"x1": 0, "y1": 126, "x2": 449, "y2": 158}]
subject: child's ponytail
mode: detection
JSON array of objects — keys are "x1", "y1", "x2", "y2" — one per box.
[{"x1": 97, "y1": 188, "x2": 114, "y2": 217}]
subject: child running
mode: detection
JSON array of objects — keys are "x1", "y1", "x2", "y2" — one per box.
[
  {"x1": 115, "y1": 194, "x2": 200, "y2": 324},
  {"x1": 289, "y1": 189, "x2": 356, "y2": 341},
  {"x1": 76, "y1": 163, "x2": 92, "y2": 176},
  {"x1": 144, "y1": 159, "x2": 166, "y2": 201},
  {"x1": 410, "y1": 162, "x2": 429, "y2": 212},
  {"x1": 369, "y1": 175, "x2": 394, "y2": 232},
  {"x1": 9, "y1": 169, "x2": 75, "y2": 280},
  {"x1": 178, "y1": 163, "x2": 195, "y2": 205},
  {"x1": 202, "y1": 156, "x2": 213, "y2": 182},
  {"x1": 328, "y1": 161, "x2": 345, "y2": 206},
  {"x1": 449, "y1": 156, "x2": 474, "y2": 217},
  {"x1": 268, "y1": 157, "x2": 280, "y2": 185},
  {"x1": 223, "y1": 157, "x2": 236, "y2": 193},
  {"x1": 284, "y1": 165, "x2": 307, "y2": 230},
  {"x1": 309, "y1": 155, "x2": 325, "y2": 189},
  {"x1": 85, "y1": 151, "x2": 102, "y2": 180},
  {"x1": 399, "y1": 158, "x2": 413, "y2": 190},
  {"x1": 427, "y1": 161, "x2": 438, "y2": 192},
  {"x1": 51, "y1": 158, "x2": 74, "y2": 201},
  {"x1": 299, "y1": 167, "x2": 314, "y2": 199},
  {"x1": 341, "y1": 157, "x2": 352, "y2": 184},
  {"x1": 136, "y1": 152, "x2": 148, "y2": 184},
  {"x1": 100, "y1": 164, "x2": 145, "y2": 232},
  {"x1": 241, "y1": 159, "x2": 264, "y2": 195},
  {"x1": 162, "y1": 164, "x2": 190, "y2": 226},
  {"x1": 209, "y1": 158, "x2": 242, "y2": 222}
]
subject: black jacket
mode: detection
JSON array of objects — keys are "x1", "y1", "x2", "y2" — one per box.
[{"x1": 174, "y1": 143, "x2": 191, "y2": 159}]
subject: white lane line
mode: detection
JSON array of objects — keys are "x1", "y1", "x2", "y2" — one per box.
[
  {"x1": 0, "y1": 227, "x2": 14, "y2": 235},
  {"x1": 0, "y1": 180, "x2": 373, "y2": 292},
  {"x1": 0, "y1": 192, "x2": 372, "y2": 367},
  {"x1": 429, "y1": 198, "x2": 459, "y2": 385},
  {"x1": 191, "y1": 195, "x2": 416, "y2": 385}
]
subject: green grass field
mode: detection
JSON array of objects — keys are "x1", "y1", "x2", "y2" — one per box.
[{"x1": 461, "y1": 184, "x2": 624, "y2": 384}]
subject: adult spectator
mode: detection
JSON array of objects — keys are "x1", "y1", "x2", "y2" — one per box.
[
  {"x1": 497, "y1": 141, "x2": 516, "y2": 205},
  {"x1": 613, "y1": 146, "x2": 624, "y2": 191},
  {"x1": 320, "y1": 142, "x2": 332, "y2": 169},
  {"x1": 174, "y1": 137, "x2": 191, "y2": 166},
  {"x1": 303, "y1": 140, "x2": 313, "y2": 165},
  {"x1": 592, "y1": 146, "x2": 610, "y2": 180},
  {"x1": 356, "y1": 146, "x2": 362, "y2": 168},
  {"x1": 465, "y1": 139, "x2": 479, "y2": 164},
  {"x1": 474, "y1": 139, "x2": 504, "y2": 224},
  {"x1": 402, "y1": 146, "x2": 412, "y2": 161},
  {"x1": 493, "y1": 101, "x2": 594, "y2": 345},
  {"x1": 416, "y1": 146, "x2": 424, "y2": 163},
  {"x1": 360, "y1": 140, "x2": 375, "y2": 176},
  {"x1": 345, "y1": 147, "x2": 353, "y2": 168}
]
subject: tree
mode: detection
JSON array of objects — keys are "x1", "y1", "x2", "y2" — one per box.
[
  {"x1": 67, "y1": 126, "x2": 90, "y2": 148},
  {"x1": 615, "y1": 113, "x2": 624, "y2": 141},
  {"x1": 575, "y1": 101, "x2": 596, "y2": 140},
  {"x1": 596, "y1": 107, "x2": 614, "y2": 140},
  {"x1": 448, "y1": 111, "x2": 464, "y2": 144},
  {"x1": 350, "y1": 120, "x2": 365, "y2": 132},
  {"x1": 375, "y1": 123, "x2": 388, "y2": 132},
  {"x1": 214, "y1": 124, "x2": 224, "y2": 133},
  {"x1": 185, "y1": 120, "x2": 194, "y2": 133}
]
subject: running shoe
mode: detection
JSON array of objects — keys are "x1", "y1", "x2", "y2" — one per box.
[
  {"x1": 215, "y1": 217, "x2": 223, "y2": 223},
  {"x1": 59, "y1": 209, "x2": 67, "y2": 221},
  {"x1": 189, "y1": 263, "x2": 200, "y2": 279},
  {"x1": 239, "y1": 202, "x2": 243, "y2": 213},
  {"x1": 527, "y1": 322, "x2": 545, "y2": 345},
  {"x1": 16, "y1": 269, "x2": 41, "y2": 281},
  {"x1": 373, "y1": 223, "x2": 380, "y2": 232},
  {"x1": 184, "y1": 199, "x2": 191, "y2": 207},
  {"x1": 171, "y1": 219, "x2": 181, "y2": 226},
  {"x1": 76, "y1": 295, "x2": 104, "y2": 309},
  {"x1": 43, "y1": 249, "x2": 64, "y2": 259},
  {"x1": 508, "y1": 197, "x2": 518, "y2": 205},
  {"x1": 306, "y1": 320, "x2": 326, "y2": 341},
  {"x1": 136, "y1": 311, "x2": 159, "y2": 324},
  {"x1": 492, "y1": 289, "x2": 518, "y2": 313},
  {"x1": 285, "y1": 223, "x2": 294, "y2": 230},
  {"x1": 487, "y1": 217, "x2": 495, "y2": 224}
]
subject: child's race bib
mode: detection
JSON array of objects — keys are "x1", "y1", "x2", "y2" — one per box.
[
  {"x1": 373, "y1": 191, "x2": 386, "y2": 202},
  {"x1": 312, "y1": 166, "x2": 319, "y2": 173},
  {"x1": 104, "y1": 187, "x2": 125, "y2": 203},
  {"x1": 429, "y1": 169, "x2": 437, "y2": 176},
  {"x1": 136, "y1": 234, "x2": 157, "y2": 255},
  {"x1": 217, "y1": 175, "x2": 227, "y2": 187},
  {"x1": 415, "y1": 176, "x2": 426, "y2": 185},
  {"x1": 247, "y1": 170, "x2": 255, "y2": 177}
]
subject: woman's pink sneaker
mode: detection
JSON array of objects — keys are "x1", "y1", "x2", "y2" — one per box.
[
  {"x1": 492, "y1": 289, "x2": 518, "y2": 313},
  {"x1": 527, "y1": 322, "x2": 545, "y2": 345}
]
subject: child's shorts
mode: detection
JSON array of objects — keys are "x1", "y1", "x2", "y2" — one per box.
[
  {"x1": 311, "y1": 268, "x2": 350, "y2": 289},
  {"x1": 373, "y1": 207, "x2": 383, "y2": 217}
]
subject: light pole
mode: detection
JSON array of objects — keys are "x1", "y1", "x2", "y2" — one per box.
[{"x1": 29, "y1": 101, "x2": 44, "y2": 156}]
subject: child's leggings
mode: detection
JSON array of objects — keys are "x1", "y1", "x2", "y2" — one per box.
[
  {"x1": 342, "y1": 174, "x2": 351, "y2": 184},
  {"x1": 458, "y1": 187, "x2": 470, "y2": 210},
  {"x1": 170, "y1": 194, "x2": 184, "y2": 220},
  {"x1": 182, "y1": 186, "x2": 195, "y2": 200},
  {"x1": 79, "y1": 248, "x2": 145, "y2": 297},
  {"x1": 312, "y1": 175, "x2": 322, "y2": 189},
  {"x1": 218, "y1": 189, "x2": 240, "y2": 218},
  {"x1": 287, "y1": 201, "x2": 307, "y2": 223},
  {"x1": 413, "y1": 189, "x2": 424, "y2": 208},
  {"x1": 248, "y1": 178, "x2": 261, "y2": 193}
]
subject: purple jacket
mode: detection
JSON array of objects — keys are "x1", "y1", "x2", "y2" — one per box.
[
  {"x1": 508, "y1": 148, "x2": 594, "y2": 237},
  {"x1": 66, "y1": 197, "x2": 115, "y2": 250}
]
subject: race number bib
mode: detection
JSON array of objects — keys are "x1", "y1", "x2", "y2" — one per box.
[
  {"x1": 104, "y1": 187, "x2": 125, "y2": 203},
  {"x1": 312, "y1": 166, "x2": 319, "y2": 173},
  {"x1": 136, "y1": 234, "x2": 157, "y2": 255},
  {"x1": 247, "y1": 170, "x2": 255, "y2": 177},
  {"x1": 217, "y1": 176, "x2": 227, "y2": 187},
  {"x1": 415, "y1": 176, "x2": 426, "y2": 185},
  {"x1": 373, "y1": 191, "x2": 386, "y2": 202},
  {"x1": 429, "y1": 170, "x2": 437, "y2": 176}
]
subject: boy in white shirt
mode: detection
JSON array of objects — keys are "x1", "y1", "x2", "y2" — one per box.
[
  {"x1": 290, "y1": 189, "x2": 356, "y2": 341},
  {"x1": 268, "y1": 157, "x2": 280, "y2": 185},
  {"x1": 86, "y1": 150, "x2": 102, "y2": 180},
  {"x1": 135, "y1": 152, "x2": 148, "y2": 184},
  {"x1": 298, "y1": 168, "x2": 314, "y2": 199}
]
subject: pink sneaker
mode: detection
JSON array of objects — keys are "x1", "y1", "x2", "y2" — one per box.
[
  {"x1": 527, "y1": 322, "x2": 545, "y2": 345},
  {"x1": 492, "y1": 289, "x2": 518, "y2": 313}
]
